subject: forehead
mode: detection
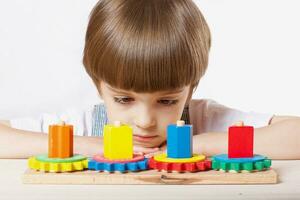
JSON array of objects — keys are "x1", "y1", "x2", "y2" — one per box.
[{"x1": 101, "y1": 82, "x2": 189, "y2": 96}]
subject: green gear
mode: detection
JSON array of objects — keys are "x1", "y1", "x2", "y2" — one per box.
[
  {"x1": 212, "y1": 158, "x2": 271, "y2": 172},
  {"x1": 35, "y1": 154, "x2": 86, "y2": 163}
]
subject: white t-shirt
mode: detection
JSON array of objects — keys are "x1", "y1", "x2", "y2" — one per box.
[
  {"x1": 188, "y1": 99, "x2": 273, "y2": 135},
  {"x1": 9, "y1": 99, "x2": 274, "y2": 136}
]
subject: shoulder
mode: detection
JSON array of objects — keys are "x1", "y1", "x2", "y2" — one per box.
[
  {"x1": 9, "y1": 105, "x2": 97, "y2": 136},
  {"x1": 188, "y1": 98, "x2": 219, "y2": 134},
  {"x1": 188, "y1": 98, "x2": 274, "y2": 134},
  {"x1": 188, "y1": 98, "x2": 221, "y2": 114}
]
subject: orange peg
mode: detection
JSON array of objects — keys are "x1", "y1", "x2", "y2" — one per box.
[{"x1": 48, "y1": 121, "x2": 73, "y2": 158}]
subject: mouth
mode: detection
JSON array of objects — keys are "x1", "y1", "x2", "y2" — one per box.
[{"x1": 133, "y1": 134, "x2": 158, "y2": 142}]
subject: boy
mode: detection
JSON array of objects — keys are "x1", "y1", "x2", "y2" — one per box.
[{"x1": 1, "y1": 0, "x2": 300, "y2": 159}]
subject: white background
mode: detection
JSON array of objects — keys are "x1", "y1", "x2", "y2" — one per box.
[{"x1": 0, "y1": 0, "x2": 300, "y2": 119}]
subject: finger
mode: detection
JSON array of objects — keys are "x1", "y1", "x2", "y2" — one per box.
[
  {"x1": 144, "y1": 154, "x2": 154, "y2": 158},
  {"x1": 134, "y1": 151, "x2": 145, "y2": 156},
  {"x1": 134, "y1": 146, "x2": 159, "y2": 152},
  {"x1": 133, "y1": 146, "x2": 159, "y2": 154},
  {"x1": 144, "y1": 150, "x2": 164, "y2": 158}
]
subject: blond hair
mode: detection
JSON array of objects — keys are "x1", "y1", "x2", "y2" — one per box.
[{"x1": 83, "y1": 0, "x2": 211, "y2": 94}]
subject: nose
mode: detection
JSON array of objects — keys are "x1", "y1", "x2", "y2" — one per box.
[{"x1": 133, "y1": 106, "x2": 156, "y2": 129}]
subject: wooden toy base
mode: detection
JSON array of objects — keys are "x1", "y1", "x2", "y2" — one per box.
[{"x1": 22, "y1": 168, "x2": 278, "y2": 185}]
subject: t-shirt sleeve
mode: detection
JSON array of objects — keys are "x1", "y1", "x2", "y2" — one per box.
[
  {"x1": 189, "y1": 99, "x2": 274, "y2": 134},
  {"x1": 9, "y1": 106, "x2": 93, "y2": 136}
]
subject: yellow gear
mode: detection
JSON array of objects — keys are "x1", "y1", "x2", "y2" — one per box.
[
  {"x1": 28, "y1": 156, "x2": 88, "y2": 172},
  {"x1": 154, "y1": 153, "x2": 206, "y2": 163}
]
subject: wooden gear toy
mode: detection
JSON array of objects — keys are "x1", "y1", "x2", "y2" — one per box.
[
  {"x1": 88, "y1": 121, "x2": 149, "y2": 173},
  {"x1": 212, "y1": 121, "x2": 272, "y2": 172},
  {"x1": 148, "y1": 120, "x2": 212, "y2": 172},
  {"x1": 28, "y1": 121, "x2": 88, "y2": 172}
]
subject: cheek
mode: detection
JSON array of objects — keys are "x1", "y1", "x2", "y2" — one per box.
[
  {"x1": 105, "y1": 103, "x2": 134, "y2": 124},
  {"x1": 107, "y1": 109, "x2": 127, "y2": 124},
  {"x1": 103, "y1": 101, "x2": 120, "y2": 123},
  {"x1": 161, "y1": 104, "x2": 184, "y2": 120},
  {"x1": 156, "y1": 108, "x2": 182, "y2": 137}
]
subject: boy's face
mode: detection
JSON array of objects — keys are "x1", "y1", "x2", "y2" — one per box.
[{"x1": 99, "y1": 82, "x2": 191, "y2": 148}]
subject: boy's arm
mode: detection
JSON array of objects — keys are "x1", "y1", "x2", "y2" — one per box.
[
  {"x1": 0, "y1": 122, "x2": 160, "y2": 158},
  {"x1": 0, "y1": 120, "x2": 10, "y2": 126},
  {"x1": 0, "y1": 123, "x2": 103, "y2": 158},
  {"x1": 269, "y1": 115, "x2": 300, "y2": 124},
  {"x1": 193, "y1": 116, "x2": 300, "y2": 159}
]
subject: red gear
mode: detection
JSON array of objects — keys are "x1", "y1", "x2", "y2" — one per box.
[{"x1": 148, "y1": 157, "x2": 211, "y2": 172}]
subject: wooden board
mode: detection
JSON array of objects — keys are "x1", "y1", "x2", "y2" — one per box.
[{"x1": 22, "y1": 169, "x2": 278, "y2": 185}]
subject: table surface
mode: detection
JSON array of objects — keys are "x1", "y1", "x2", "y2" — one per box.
[{"x1": 0, "y1": 159, "x2": 299, "y2": 200}]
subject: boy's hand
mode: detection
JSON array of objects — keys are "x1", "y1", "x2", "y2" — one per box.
[
  {"x1": 134, "y1": 143, "x2": 167, "y2": 158},
  {"x1": 133, "y1": 146, "x2": 159, "y2": 156}
]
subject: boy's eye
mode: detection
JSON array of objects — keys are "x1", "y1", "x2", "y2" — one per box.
[
  {"x1": 158, "y1": 99, "x2": 179, "y2": 106},
  {"x1": 113, "y1": 97, "x2": 134, "y2": 104}
]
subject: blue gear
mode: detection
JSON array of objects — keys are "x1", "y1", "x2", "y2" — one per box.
[{"x1": 88, "y1": 158, "x2": 148, "y2": 173}]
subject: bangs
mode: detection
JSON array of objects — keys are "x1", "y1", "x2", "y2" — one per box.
[{"x1": 83, "y1": 0, "x2": 210, "y2": 93}]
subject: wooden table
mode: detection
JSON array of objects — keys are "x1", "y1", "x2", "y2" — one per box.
[{"x1": 1, "y1": 159, "x2": 299, "y2": 200}]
